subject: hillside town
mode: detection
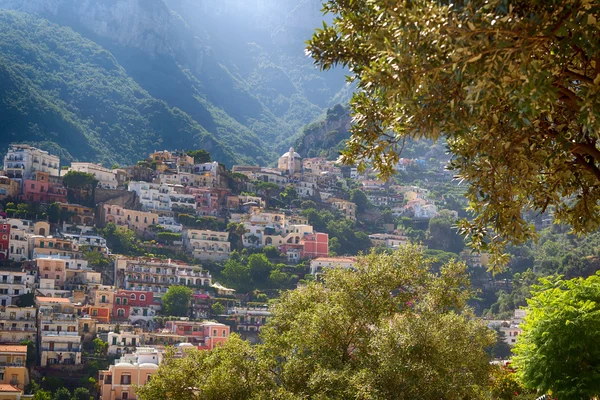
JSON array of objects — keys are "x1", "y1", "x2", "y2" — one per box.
[{"x1": 0, "y1": 143, "x2": 523, "y2": 399}]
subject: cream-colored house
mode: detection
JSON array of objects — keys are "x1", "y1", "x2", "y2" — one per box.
[
  {"x1": 0, "y1": 307, "x2": 36, "y2": 344},
  {"x1": 99, "y1": 347, "x2": 160, "y2": 400},
  {"x1": 183, "y1": 229, "x2": 230, "y2": 262},
  {"x1": 36, "y1": 297, "x2": 81, "y2": 367}
]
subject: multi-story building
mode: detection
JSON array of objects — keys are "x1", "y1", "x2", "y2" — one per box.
[
  {"x1": 98, "y1": 347, "x2": 160, "y2": 400},
  {"x1": 116, "y1": 257, "x2": 211, "y2": 298},
  {"x1": 57, "y1": 203, "x2": 95, "y2": 226},
  {"x1": 101, "y1": 205, "x2": 158, "y2": 235},
  {"x1": 156, "y1": 217, "x2": 182, "y2": 233},
  {"x1": 36, "y1": 297, "x2": 82, "y2": 367},
  {"x1": 105, "y1": 331, "x2": 143, "y2": 356},
  {"x1": 0, "y1": 177, "x2": 18, "y2": 201},
  {"x1": 229, "y1": 306, "x2": 270, "y2": 333},
  {"x1": 3, "y1": 144, "x2": 60, "y2": 187},
  {"x1": 0, "y1": 225, "x2": 9, "y2": 261},
  {"x1": 127, "y1": 182, "x2": 172, "y2": 212},
  {"x1": 62, "y1": 163, "x2": 118, "y2": 189},
  {"x1": 163, "y1": 320, "x2": 229, "y2": 350},
  {"x1": 309, "y1": 257, "x2": 357, "y2": 276},
  {"x1": 328, "y1": 199, "x2": 357, "y2": 221},
  {"x1": 21, "y1": 172, "x2": 67, "y2": 204},
  {"x1": 61, "y1": 233, "x2": 108, "y2": 255},
  {"x1": 0, "y1": 272, "x2": 33, "y2": 307},
  {"x1": 192, "y1": 162, "x2": 227, "y2": 188},
  {"x1": 368, "y1": 233, "x2": 409, "y2": 249},
  {"x1": 182, "y1": 229, "x2": 230, "y2": 262},
  {"x1": 168, "y1": 193, "x2": 196, "y2": 212},
  {"x1": 36, "y1": 258, "x2": 68, "y2": 288},
  {"x1": 113, "y1": 290, "x2": 157, "y2": 325},
  {"x1": 0, "y1": 307, "x2": 36, "y2": 344},
  {"x1": 6, "y1": 227, "x2": 27, "y2": 263},
  {"x1": 0, "y1": 345, "x2": 28, "y2": 391},
  {"x1": 32, "y1": 237, "x2": 80, "y2": 259}
]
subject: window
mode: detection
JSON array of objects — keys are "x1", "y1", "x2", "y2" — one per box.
[
  {"x1": 101, "y1": 295, "x2": 106, "y2": 303},
  {"x1": 139, "y1": 294, "x2": 145, "y2": 301},
  {"x1": 122, "y1": 392, "x2": 128, "y2": 400},
  {"x1": 13, "y1": 290, "x2": 19, "y2": 295},
  {"x1": 222, "y1": 330, "x2": 226, "y2": 337},
  {"x1": 92, "y1": 309, "x2": 98, "y2": 316},
  {"x1": 117, "y1": 309, "x2": 125, "y2": 317},
  {"x1": 30, "y1": 184, "x2": 34, "y2": 189},
  {"x1": 130, "y1": 294, "x2": 136, "y2": 300},
  {"x1": 120, "y1": 374, "x2": 131, "y2": 385},
  {"x1": 123, "y1": 298, "x2": 128, "y2": 305},
  {"x1": 213, "y1": 329, "x2": 217, "y2": 337},
  {"x1": 116, "y1": 298, "x2": 121, "y2": 304},
  {"x1": 112, "y1": 337, "x2": 117, "y2": 345}
]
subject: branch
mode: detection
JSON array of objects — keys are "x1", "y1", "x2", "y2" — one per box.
[
  {"x1": 574, "y1": 154, "x2": 600, "y2": 182},
  {"x1": 563, "y1": 69, "x2": 595, "y2": 85}
]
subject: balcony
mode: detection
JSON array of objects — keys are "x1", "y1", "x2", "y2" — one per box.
[
  {"x1": 0, "y1": 327, "x2": 36, "y2": 332},
  {"x1": 41, "y1": 331, "x2": 79, "y2": 337},
  {"x1": 41, "y1": 346, "x2": 82, "y2": 352}
]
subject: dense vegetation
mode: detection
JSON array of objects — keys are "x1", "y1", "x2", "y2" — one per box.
[{"x1": 0, "y1": 10, "x2": 241, "y2": 167}]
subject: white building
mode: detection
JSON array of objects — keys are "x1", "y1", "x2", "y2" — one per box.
[
  {"x1": 62, "y1": 163, "x2": 118, "y2": 189},
  {"x1": 127, "y1": 182, "x2": 172, "y2": 211},
  {"x1": 3, "y1": 144, "x2": 60, "y2": 185},
  {"x1": 36, "y1": 297, "x2": 82, "y2": 367},
  {"x1": 309, "y1": 257, "x2": 357, "y2": 276},
  {"x1": 106, "y1": 331, "x2": 143, "y2": 355},
  {"x1": 156, "y1": 216, "x2": 183, "y2": 233},
  {"x1": 0, "y1": 271, "x2": 34, "y2": 307},
  {"x1": 0, "y1": 306, "x2": 37, "y2": 344}
]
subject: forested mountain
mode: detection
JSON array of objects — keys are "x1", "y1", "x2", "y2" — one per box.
[{"x1": 0, "y1": 0, "x2": 350, "y2": 167}]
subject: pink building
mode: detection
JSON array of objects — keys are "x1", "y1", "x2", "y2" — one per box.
[
  {"x1": 21, "y1": 172, "x2": 67, "y2": 203},
  {"x1": 301, "y1": 232, "x2": 329, "y2": 259},
  {"x1": 163, "y1": 320, "x2": 229, "y2": 350}
]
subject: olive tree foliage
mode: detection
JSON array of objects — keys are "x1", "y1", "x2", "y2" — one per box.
[
  {"x1": 307, "y1": 0, "x2": 600, "y2": 271},
  {"x1": 513, "y1": 273, "x2": 600, "y2": 399},
  {"x1": 137, "y1": 246, "x2": 494, "y2": 400}
]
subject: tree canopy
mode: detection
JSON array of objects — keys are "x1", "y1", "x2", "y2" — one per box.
[
  {"x1": 513, "y1": 273, "x2": 600, "y2": 399},
  {"x1": 161, "y1": 286, "x2": 192, "y2": 317},
  {"x1": 137, "y1": 246, "x2": 494, "y2": 399},
  {"x1": 307, "y1": 0, "x2": 600, "y2": 270}
]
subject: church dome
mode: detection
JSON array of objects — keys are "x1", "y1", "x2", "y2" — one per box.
[{"x1": 280, "y1": 147, "x2": 301, "y2": 159}]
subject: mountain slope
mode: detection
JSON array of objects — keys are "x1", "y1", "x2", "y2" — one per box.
[
  {"x1": 0, "y1": 0, "x2": 350, "y2": 165},
  {"x1": 0, "y1": 10, "x2": 240, "y2": 166}
]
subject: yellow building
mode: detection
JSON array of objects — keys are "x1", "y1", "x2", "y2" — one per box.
[
  {"x1": 0, "y1": 178, "x2": 18, "y2": 201},
  {"x1": 99, "y1": 348, "x2": 160, "y2": 400},
  {"x1": 102, "y1": 205, "x2": 158, "y2": 235},
  {"x1": 57, "y1": 203, "x2": 95, "y2": 225},
  {"x1": 32, "y1": 237, "x2": 80, "y2": 259},
  {"x1": 328, "y1": 198, "x2": 357, "y2": 221},
  {"x1": 0, "y1": 345, "x2": 28, "y2": 391},
  {"x1": 0, "y1": 384, "x2": 22, "y2": 400}
]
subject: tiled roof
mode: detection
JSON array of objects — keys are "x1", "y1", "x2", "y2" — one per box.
[
  {"x1": 0, "y1": 384, "x2": 21, "y2": 392},
  {"x1": 0, "y1": 345, "x2": 27, "y2": 353}
]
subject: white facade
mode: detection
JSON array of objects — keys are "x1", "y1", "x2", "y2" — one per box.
[
  {"x1": 157, "y1": 216, "x2": 183, "y2": 233},
  {"x1": 107, "y1": 331, "x2": 143, "y2": 355},
  {"x1": 128, "y1": 182, "x2": 172, "y2": 211},
  {"x1": 0, "y1": 271, "x2": 33, "y2": 307},
  {"x1": 37, "y1": 299, "x2": 82, "y2": 367},
  {"x1": 3, "y1": 144, "x2": 60, "y2": 184},
  {"x1": 63, "y1": 163, "x2": 118, "y2": 189},
  {"x1": 309, "y1": 257, "x2": 357, "y2": 276}
]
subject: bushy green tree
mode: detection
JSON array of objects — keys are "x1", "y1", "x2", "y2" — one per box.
[
  {"x1": 513, "y1": 273, "x2": 600, "y2": 399},
  {"x1": 186, "y1": 149, "x2": 211, "y2": 164},
  {"x1": 308, "y1": 0, "x2": 600, "y2": 270},
  {"x1": 161, "y1": 286, "x2": 192, "y2": 317},
  {"x1": 137, "y1": 247, "x2": 495, "y2": 399},
  {"x1": 350, "y1": 188, "x2": 369, "y2": 213}
]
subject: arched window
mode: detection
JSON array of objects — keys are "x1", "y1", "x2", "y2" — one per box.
[
  {"x1": 130, "y1": 294, "x2": 136, "y2": 300},
  {"x1": 117, "y1": 309, "x2": 125, "y2": 317},
  {"x1": 139, "y1": 295, "x2": 145, "y2": 301},
  {"x1": 116, "y1": 298, "x2": 121, "y2": 304},
  {"x1": 123, "y1": 298, "x2": 128, "y2": 305},
  {"x1": 135, "y1": 216, "x2": 139, "y2": 222}
]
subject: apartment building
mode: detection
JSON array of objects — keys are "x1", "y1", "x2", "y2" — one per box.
[
  {"x1": 98, "y1": 347, "x2": 160, "y2": 400},
  {"x1": 36, "y1": 297, "x2": 82, "y2": 367},
  {"x1": 127, "y1": 182, "x2": 172, "y2": 211},
  {"x1": 101, "y1": 205, "x2": 158, "y2": 235},
  {"x1": 117, "y1": 257, "x2": 211, "y2": 297},
  {"x1": 0, "y1": 178, "x2": 18, "y2": 201},
  {"x1": 21, "y1": 172, "x2": 67, "y2": 204},
  {"x1": 229, "y1": 306, "x2": 270, "y2": 333},
  {"x1": 182, "y1": 229, "x2": 230, "y2": 262},
  {"x1": 0, "y1": 225, "x2": 8, "y2": 261},
  {"x1": 328, "y1": 198, "x2": 357, "y2": 221},
  {"x1": 309, "y1": 257, "x2": 357, "y2": 276},
  {"x1": 62, "y1": 163, "x2": 118, "y2": 189},
  {"x1": 61, "y1": 233, "x2": 108, "y2": 255},
  {"x1": 163, "y1": 320, "x2": 229, "y2": 350},
  {"x1": 3, "y1": 144, "x2": 60, "y2": 185},
  {"x1": 113, "y1": 290, "x2": 157, "y2": 325},
  {"x1": 368, "y1": 233, "x2": 409, "y2": 249},
  {"x1": 32, "y1": 237, "x2": 80, "y2": 259},
  {"x1": 0, "y1": 272, "x2": 32, "y2": 307},
  {"x1": 0, "y1": 345, "x2": 28, "y2": 391},
  {"x1": 0, "y1": 307, "x2": 36, "y2": 344},
  {"x1": 104, "y1": 331, "x2": 144, "y2": 356}
]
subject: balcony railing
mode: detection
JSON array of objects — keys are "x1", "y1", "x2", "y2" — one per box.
[
  {"x1": 41, "y1": 331, "x2": 79, "y2": 336},
  {"x1": 41, "y1": 346, "x2": 82, "y2": 352}
]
